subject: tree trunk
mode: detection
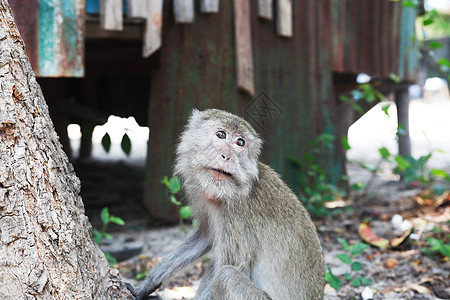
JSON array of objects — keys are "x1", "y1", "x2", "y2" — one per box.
[{"x1": 0, "y1": 1, "x2": 131, "y2": 299}]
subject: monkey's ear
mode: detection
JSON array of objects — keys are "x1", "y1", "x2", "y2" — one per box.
[{"x1": 190, "y1": 108, "x2": 201, "y2": 118}]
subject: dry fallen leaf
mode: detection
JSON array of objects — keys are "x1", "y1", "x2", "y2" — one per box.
[{"x1": 384, "y1": 257, "x2": 399, "y2": 269}]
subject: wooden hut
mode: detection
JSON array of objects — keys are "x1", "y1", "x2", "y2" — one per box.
[{"x1": 8, "y1": 0, "x2": 417, "y2": 221}]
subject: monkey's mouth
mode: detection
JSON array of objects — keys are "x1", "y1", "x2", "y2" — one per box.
[{"x1": 209, "y1": 168, "x2": 232, "y2": 178}]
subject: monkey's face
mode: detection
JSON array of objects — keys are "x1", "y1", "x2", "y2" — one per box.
[{"x1": 175, "y1": 109, "x2": 262, "y2": 202}]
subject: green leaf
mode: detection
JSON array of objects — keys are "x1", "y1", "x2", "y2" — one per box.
[
  {"x1": 93, "y1": 229, "x2": 103, "y2": 245},
  {"x1": 104, "y1": 233, "x2": 114, "y2": 240},
  {"x1": 351, "y1": 261, "x2": 363, "y2": 271},
  {"x1": 179, "y1": 206, "x2": 192, "y2": 219},
  {"x1": 351, "y1": 277, "x2": 362, "y2": 287},
  {"x1": 136, "y1": 271, "x2": 149, "y2": 280},
  {"x1": 100, "y1": 207, "x2": 110, "y2": 225},
  {"x1": 395, "y1": 155, "x2": 412, "y2": 171},
  {"x1": 341, "y1": 136, "x2": 351, "y2": 150},
  {"x1": 389, "y1": 73, "x2": 401, "y2": 83},
  {"x1": 325, "y1": 267, "x2": 342, "y2": 291},
  {"x1": 339, "y1": 94, "x2": 352, "y2": 103},
  {"x1": 401, "y1": 0, "x2": 416, "y2": 8},
  {"x1": 430, "y1": 169, "x2": 449, "y2": 178},
  {"x1": 353, "y1": 103, "x2": 364, "y2": 115},
  {"x1": 426, "y1": 238, "x2": 443, "y2": 251},
  {"x1": 337, "y1": 254, "x2": 352, "y2": 265},
  {"x1": 351, "y1": 182, "x2": 366, "y2": 191},
  {"x1": 381, "y1": 104, "x2": 391, "y2": 117},
  {"x1": 316, "y1": 133, "x2": 335, "y2": 147},
  {"x1": 360, "y1": 277, "x2": 373, "y2": 286},
  {"x1": 423, "y1": 18, "x2": 433, "y2": 26},
  {"x1": 440, "y1": 245, "x2": 450, "y2": 257},
  {"x1": 110, "y1": 216, "x2": 125, "y2": 226},
  {"x1": 101, "y1": 132, "x2": 112, "y2": 153},
  {"x1": 378, "y1": 147, "x2": 391, "y2": 161},
  {"x1": 351, "y1": 243, "x2": 370, "y2": 256},
  {"x1": 351, "y1": 276, "x2": 371, "y2": 287},
  {"x1": 161, "y1": 176, "x2": 170, "y2": 187},
  {"x1": 121, "y1": 132, "x2": 132, "y2": 156},
  {"x1": 169, "y1": 194, "x2": 182, "y2": 206},
  {"x1": 427, "y1": 41, "x2": 443, "y2": 49},
  {"x1": 168, "y1": 176, "x2": 181, "y2": 193},
  {"x1": 437, "y1": 58, "x2": 450, "y2": 68},
  {"x1": 104, "y1": 252, "x2": 117, "y2": 267},
  {"x1": 337, "y1": 238, "x2": 350, "y2": 251}
]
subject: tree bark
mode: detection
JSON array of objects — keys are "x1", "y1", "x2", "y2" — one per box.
[{"x1": 0, "y1": 1, "x2": 131, "y2": 299}]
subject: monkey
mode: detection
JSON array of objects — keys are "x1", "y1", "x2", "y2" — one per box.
[{"x1": 126, "y1": 108, "x2": 325, "y2": 300}]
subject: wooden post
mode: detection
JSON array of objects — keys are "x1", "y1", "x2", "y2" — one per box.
[
  {"x1": 233, "y1": 0, "x2": 255, "y2": 95},
  {"x1": 200, "y1": 0, "x2": 220, "y2": 13},
  {"x1": 126, "y1": 0, "x2": 147, "y2": 18},
  {"x1": 142, "y1": 1, "x2": 163, "y2": 57},
  {"x1": 395, "y1": 86, "x2": 411, "y2": 157},
  {"x1": 100, "y1": 0, "x2": 123, "y2": 31},
  {"x1": 258, "y1": 0, "x2": 273, "y2": 20},
  {"x1": 174, "y1": 0, "x2": 195, "y2": 23},
  {"x1": 277, "y1": 0, "x2": 292, "y2": 37}
]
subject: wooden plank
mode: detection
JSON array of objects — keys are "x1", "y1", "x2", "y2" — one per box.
[
  {"x1": 233, "y1": 0, "x2": 255, "y2": 95},
  {"x1": 142, "y1": 0, "x2": 163, "y2": 57},
  {"x1": 100, "y1": 0, "x2": 123, "y2": 31},
  {"x1": 276, "y1": 0, "x2": 292, "y2": 37},
  {"x1": 173, "y1": 0, "x2": 195, "y2": 23},
  {"x1": 36, "y1": 0, "x2": 84, "y2": 77},
  {"x1": 127, "y1": 0, "x2": 147, "y2": 18},
  {"x1": 9, "y1": 0, "x2": 39, "y2": 72},
  {"x1": 257, "y1": 0, "x2": 272, "y2": 19},
  {"x1": 200, "y1": 0, "x2": 219, "y2": 13}
]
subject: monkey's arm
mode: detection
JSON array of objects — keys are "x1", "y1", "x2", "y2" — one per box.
[
  {"x1": 126, "y1": 227, "x2": 213, "y2": 300},
  {"x1": 211, "y1": 265, "x2": 272, "y2": 300}
]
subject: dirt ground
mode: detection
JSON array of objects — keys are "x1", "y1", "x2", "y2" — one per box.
[{"x1": 77, "y1": 98, "x2": 450, "y2": 299}]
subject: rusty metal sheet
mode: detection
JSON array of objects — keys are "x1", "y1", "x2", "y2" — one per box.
[
  {"x1": 143, "y1": 0, "x2": 341, "y2": 221},
  {"x1": 331, "y1": 0, "x2": 417, "y2": 81},
  {"x1": 8, "y1": 0, "x2": 39, "y2": 72},
  {"x1": 9, "y1": 0, "x2": 85, "y2": 77}
]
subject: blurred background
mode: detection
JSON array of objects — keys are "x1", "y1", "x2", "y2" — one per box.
[{"x1": 8, "y1": 0, "x2": 449, "y2": 226}]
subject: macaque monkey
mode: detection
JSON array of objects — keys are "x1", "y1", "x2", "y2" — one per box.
[{"x1": 126, "y1": 109, "x2": 325, "y2": 299}]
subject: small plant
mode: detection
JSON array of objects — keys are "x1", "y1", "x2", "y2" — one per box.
[
  {"x1": 359, "y1": 146, "x2": 450, "y2": 196},
  {"x1": 93, "y1": 207, "x2": 125, "y2": 266},
  {"x1": 422, "y1": 237, "x2": 450, "y2": 258},
  {"x1": 162, "y1": 176, "x2": 198, "y2": 234},
  {"x1": 291, "y1": 133, "x2": 346, "y2": 216},
  {"x1": 325, "y1": 238, "x2": 372, "y2": 291}
]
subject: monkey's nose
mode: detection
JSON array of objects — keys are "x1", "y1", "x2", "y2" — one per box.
[{"x1": 221, "y1": 154, "x2": 230, "y2": 161}]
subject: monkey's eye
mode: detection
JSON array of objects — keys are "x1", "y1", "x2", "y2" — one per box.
[
  {"x1": 216, "y1": 130, "x2": 227, "y2": 139},
  {"x1": 236, "y1": 138, "x2": 245, "y2": 147}
]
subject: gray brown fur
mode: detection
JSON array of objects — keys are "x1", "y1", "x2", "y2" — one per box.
[{"x1": 126, "y1": 109, "x2": 325, "y2": 300}]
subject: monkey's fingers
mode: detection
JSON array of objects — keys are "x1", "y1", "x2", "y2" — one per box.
[
  {"x1": 135, "y1": 283, "x2": 162, "y2": 300},
  {"x1": 125, "y1": 282, "x2": 139, "y2": 296}
]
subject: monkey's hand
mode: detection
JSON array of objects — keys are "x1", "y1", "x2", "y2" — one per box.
[{"x1": 125, "y1": 281, "x2": 162, "y2": 300}]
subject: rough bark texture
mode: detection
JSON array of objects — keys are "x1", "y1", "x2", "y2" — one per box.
[{"x1": 0, "y1": 1, "x2": 131, "y2": 299}]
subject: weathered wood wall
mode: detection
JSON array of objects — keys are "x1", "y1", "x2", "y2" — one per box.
[
  {"x1": 9, "y1": 0, "x2": 84, "y2": 77},
  {"x1": 144, "y1": 0, "x2": 339, "y2": 221},
  {"x1": 331, "y1": 0, "x2": 417, "y2": 80}
]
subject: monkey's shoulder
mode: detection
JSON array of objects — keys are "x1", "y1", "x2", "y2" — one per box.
[
  {"x1": 255, "y1": 162, "x2": 293, "y2": 192},
  {"x1": 252, "y1": 162, "x2": 300, "y2": 206}
]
